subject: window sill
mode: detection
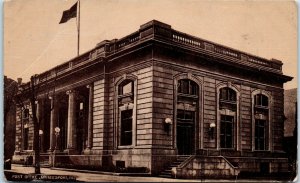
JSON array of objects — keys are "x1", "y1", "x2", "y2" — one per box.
[
  {"x1": 220, "y1": 148, "x2": 235, "y2": 150},
  {"x1": 254, "y1": 105, "x2": 269, "y2": 109},
  {"x1": 178, "y1": 93, "x2": 198, "y2": 99},
  {"x1": 220, "y1": 100, "x2": 237, "y2": 105},
  {"x1": 253, "y1": 150, "x2": 270, "y2": 152},
  {"x1": 118, "y1": 93, "x2": 133, "y2": 99},
  {"x1": 118, "y1": 145, "x2": 134, "y2": 149}
]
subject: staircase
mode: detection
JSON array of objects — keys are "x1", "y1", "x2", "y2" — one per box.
[{"x1": 159, "y1": 155, "x2": 191, "y2": 178}]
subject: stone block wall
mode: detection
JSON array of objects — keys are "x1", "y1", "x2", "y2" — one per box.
[
  {"x1": 136, "y1": 66, "x2": 154, "y2": 147},
  {"x1": 173, "y1": 156, "x2": 239, "y2": 179},
  {"x1": 92, "y1": 78, "x2": 106, "y2": 150},
  {"x1": 152, "y1": 65, "x2": 174, "y2": 147},
  {"x1": 111, "y1": 149, "x2": 152, "y2": 171},
  {"x1": 15, "y1": 107, "x2": 22, "y2": 152},
  {"x1": 91, "y1": 61, "x2": 154, "y2": 170},
  {"x1": 226, "y1": 157, "x2": 289, "y2": 173},
  {"x1": 203, "y1": 77, "x2": 217, "y2": 149},
  {"x1": 50, "y1": 155, "x2": 102, "y2": 168}
]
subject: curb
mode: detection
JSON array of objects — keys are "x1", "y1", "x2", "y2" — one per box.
[
  {"x1": 50, "y1": 167, "x2": 152, "y2": 177},
  {"x1": 11, "y1": 165, "x2": 151, "y2": 177}
]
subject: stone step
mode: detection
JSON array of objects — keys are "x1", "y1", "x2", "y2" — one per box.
[
  {"x1": 159, "y1": 155, "x2": 191, "y2": 178},
  {"x1": 159, "y1": 172, "x2": 172, "y2": 177},
  {"x1": 40, "y1": 164, "x2": 51, "y2": 168},
  {"x1": 163, "y1": 169, "x2": 172, "y2": 173},
  {"x1": 159, "y1": 174, "x2": 172, "y2": 178},
  {"x1": 170, "y1": 162, "x2": 183, "y2": 166},
  {"x1": 159, "y1": 170, "x2": 173, "y2": 177}
]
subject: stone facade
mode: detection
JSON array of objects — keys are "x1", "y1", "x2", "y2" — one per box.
[{"x1": 13, "y1": 20, "x2": 292, "y2": 178}]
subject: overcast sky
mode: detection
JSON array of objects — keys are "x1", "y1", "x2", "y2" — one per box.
[{"x1": 4, "y1": 0, "x2": 297, "y2": 89}]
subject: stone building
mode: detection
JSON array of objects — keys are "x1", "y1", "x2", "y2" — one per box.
[{"x1": 12, "y1": 20, "x2": 293, "y2": 178}]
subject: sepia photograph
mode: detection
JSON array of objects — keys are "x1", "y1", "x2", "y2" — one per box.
[{"x1": 3, "y1": 0, "x2": 297, "y2": 182}]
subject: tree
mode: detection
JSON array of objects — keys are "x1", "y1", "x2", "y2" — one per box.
[
  {"x1": 4, "y1": 76, "x2": 18, "y2": 160},
  {"x1": 30, "y1": 75, "x2": 41, "y2": 174},
  {"x1": 15, "y1": 72, "x2": 57, "y2": 174}
]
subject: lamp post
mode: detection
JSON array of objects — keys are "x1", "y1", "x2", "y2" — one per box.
[
  {"x1": 52, "y1": 127, "x2": 60, "y2": 167},
  {"x1": 54, "y1": 127, "x2": 60, "y2": 150}
]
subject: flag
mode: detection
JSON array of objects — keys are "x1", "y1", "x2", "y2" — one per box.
[{"x1": 59, "y1": 2, "x2": 78, "y2": 24}]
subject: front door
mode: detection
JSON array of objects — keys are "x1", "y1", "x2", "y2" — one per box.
[
  {"x1": 177, "y1": 124, "x2": 194, "y2": 155},
  {"x1": 176, "y1": 110, "x2": 195, "y2": 155}
]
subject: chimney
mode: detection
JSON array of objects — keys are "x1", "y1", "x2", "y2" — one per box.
[{"x1": 17, "y1": 78, "x2": 22, "y2": 85}]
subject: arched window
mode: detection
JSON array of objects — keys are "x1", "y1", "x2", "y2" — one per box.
[
  {"x1": 220, "y1": 87, "x2": 236, "y2": 102},
  {"x1": 255, "y1": 94, "x2": 268, "y2": 107},
  {"x1": 219, "y1": 87, "x2": 237, "y2": 149},
  {"x1": 176, "y1": 79, "x2": 199, "y2": 155},
  {"x1": 118, "y1": 80, "x2": 134, "y2": 146},
  {"x1": 178, "y1": 79, "x2": 198, "y2": 96},
  {"x1": 254, "y1": 94, "x2": 269, "y2": 150}
]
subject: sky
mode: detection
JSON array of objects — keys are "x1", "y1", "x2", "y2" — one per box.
[{"x1": 3, "y1": 0, "x2": 297, "y2": 89}]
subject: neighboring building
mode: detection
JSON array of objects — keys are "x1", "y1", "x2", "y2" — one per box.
[
  {"x1": 283, "y1": 88, "x2": 297, "y2": 175},
  {"x1": 284, "y1": 88, "x2": 297, "y2": 137},
  {"x1": 12, "y1": 20, "x2": 293, "y2": 178}
]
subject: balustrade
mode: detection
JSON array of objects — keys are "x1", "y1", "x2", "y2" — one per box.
[
  {"x1": 32, "y1": 23, "x2": 282, "y2": 85},
  {"x1": 171, "y1": 29, "x2": 279, "y2": 70},
  {"x1": 173, "y1": 32, "x2": 204, "y2": 49}
]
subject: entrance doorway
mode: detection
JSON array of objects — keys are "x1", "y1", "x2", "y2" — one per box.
[
  {"x1": 176, "y1": 110, "x2": 195, "y2": 155},
  {"x1": 176, "y1": 79, "x2": 198, "y2": 155},
  {"x1": 177, "y1": 124, "x2": 194, "y2": 155}
]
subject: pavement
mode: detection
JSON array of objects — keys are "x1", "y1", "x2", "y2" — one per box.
[{"x1": 3, "y1": 164, "x2": 295, "y2": 182}]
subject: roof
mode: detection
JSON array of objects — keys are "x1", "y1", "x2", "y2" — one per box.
[{"x1": 22, "y1": 20, "x2": 293, "y2": 88}]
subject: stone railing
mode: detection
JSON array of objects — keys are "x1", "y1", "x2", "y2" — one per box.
[
  {"x1": 115, "y1": 31, "x2": 140, "y2": 50},
  {"x1": 33, "y1": 31, "x2": 141, "y2": 84},
  {"x1": 31, "y1": 20, "x2": 282, "y2": 85},
  {"x1": 171, "y1": 29, "x2": 282, "y2": 71},
  {"x1": 172, "y1": 31, "x2": 204, "y2": 49}
]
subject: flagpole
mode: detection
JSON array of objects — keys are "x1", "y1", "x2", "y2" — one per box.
[{"x1": 77, "y1": 0, "x2": 80, "y2": 56}]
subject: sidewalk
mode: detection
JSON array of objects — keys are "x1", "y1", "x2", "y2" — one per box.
[{"x1": 4, "y1": 164, "x2": 290, "y2": 182}]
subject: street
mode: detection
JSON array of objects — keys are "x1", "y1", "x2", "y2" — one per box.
[{"x1": 3, "y1": 164, "x2": 293, "y2": 182}]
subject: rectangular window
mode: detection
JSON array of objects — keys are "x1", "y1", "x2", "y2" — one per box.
[
  {"x1": 177, "y1": 109, "x2": 195, "y2": 122},
  {"x1": 23, "y1": 109, "x2": 29, "y2": 119},
  {"x1": 220, "y1": 115, "x2": 233, "y2": 148},
  {"x1": 23, "y1": 126, "x2": 29, "y2": 150},
  {"x1": 120, "y1": 109, "x2": 133, "y2": 146},
  {"x1": 255, "y1": 119, "x2": 266, "y2": 150}
]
